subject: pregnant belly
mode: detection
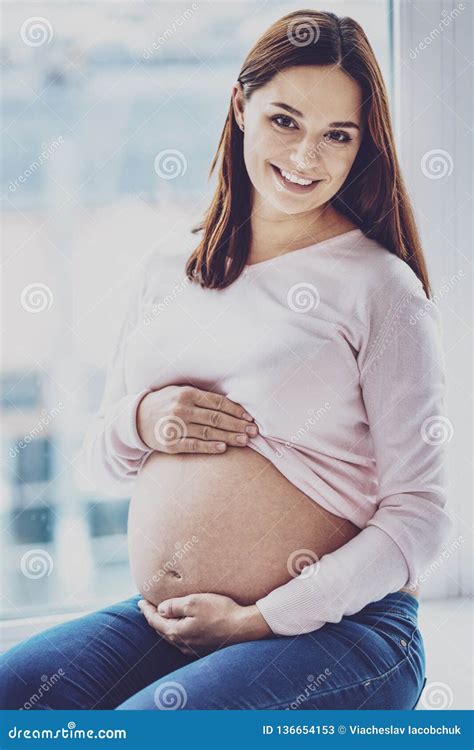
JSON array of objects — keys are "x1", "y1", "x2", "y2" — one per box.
[{"x1": 127, "y1": 446, "x2": 364, "y2": 607}]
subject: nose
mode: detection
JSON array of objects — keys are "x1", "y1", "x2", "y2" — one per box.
[{"x1": 289, "y1": 135, "x2": 321, "y2": 173}]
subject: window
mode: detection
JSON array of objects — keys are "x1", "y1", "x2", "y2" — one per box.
[{"x1": 1, "y1": 1, "x2": 391, "y2": 619}]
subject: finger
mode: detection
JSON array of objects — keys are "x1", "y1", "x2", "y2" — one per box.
[
  {"x1": 175, "y1": 643, "x2": 195, "y2": 656},
  {"x1": 158, "y1": 598, "x2": 191, "y2": 618},
  {"x1": 137, "y1": 597, "x2": 153, "y2": 608},
  {"x1": 177, "y1": 437, "x2": 228, "y2": 454},
  {"x1": 185, "y1": 422, "x2": 253, "y2": 447},
  {"x1": 138, "y1": 599, "x2": 175, "y2": 627},
  {"x1": 138, "y1": 599, "x2": 161, "y2": 625},
  {"x1": 141, "y1": 606, "x2": 183, "y2": 636},
  {"x1": 138, "y1": 599, "x2": 157, "y2": 618},
  {"x1": 139, "y1": 597, "x2": 188, "y2": 627},
  {"x1": 190, "y1": 407, "x2": 257, "y2": 434},
  {"x1": 137, "y1": 601, "x2": 195, "y2": 656},
  {"x1": 192, "y1": 390, "x2": 254, "y2": 421}
]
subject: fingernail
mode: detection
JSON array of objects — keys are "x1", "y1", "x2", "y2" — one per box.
[
  {"x1": 242, "y1": 412, "x2": 253, "y2": 421},
  {"x1": 216, "y1": 442, "x2": 226, "y2": 451},
  {"x1": 236, "y1": 434, "x2": 247, "y2": 444},
  {"x1": 246, "y1": 425, "x2": 257, "y2": 436}
]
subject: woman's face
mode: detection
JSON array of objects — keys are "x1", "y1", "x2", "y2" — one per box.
[{"x1": 232, "y1": 65, "x2": 365, "y2": 215}]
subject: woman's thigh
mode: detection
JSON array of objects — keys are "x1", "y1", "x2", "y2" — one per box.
[
  {"x1": 117, "y1": 592, "x2": 426, "y2": 710},
  {"x1": 0, "y1": 594, "x2": 198, "y2": 710}
]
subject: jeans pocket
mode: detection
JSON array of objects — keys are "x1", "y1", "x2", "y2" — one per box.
[
  {"x1": 365, "y1": 610, "x2": 419, "y2": 668},
  {"x1": 388, "y1": 620, "x2": 418, "y2": 654}
]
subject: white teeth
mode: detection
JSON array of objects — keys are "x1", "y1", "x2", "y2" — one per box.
[{"x1": 279, "y1": 167, "x2": 313, "y2": 186}]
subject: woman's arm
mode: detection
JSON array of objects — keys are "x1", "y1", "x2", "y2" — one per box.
[
  {"x1": 76, "y1": 267, "x2": 154, "y2": 497},
  {"x1": 254, "y1": 272, "x2": 454, "y2": 636}
]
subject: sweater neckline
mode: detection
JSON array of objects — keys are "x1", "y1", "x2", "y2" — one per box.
[{"x1": 242, "y1": 228, "x2": 364, "y2": 274}]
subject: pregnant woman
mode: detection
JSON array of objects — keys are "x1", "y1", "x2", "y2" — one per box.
[{"x1": 1, "y1": 10, "x2": 452, "y2": 711}]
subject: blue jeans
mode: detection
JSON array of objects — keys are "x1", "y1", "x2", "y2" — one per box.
[{"x1": 0, "y1": 591, "x2": 426, "y2": 710}]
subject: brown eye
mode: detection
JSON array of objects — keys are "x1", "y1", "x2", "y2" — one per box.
[
  {"x1": 326, "y1": 130, "x2": 352, "y2": 144},
  {"x1": 271, "y1": 115, "x2": 297, "y2": 129}
]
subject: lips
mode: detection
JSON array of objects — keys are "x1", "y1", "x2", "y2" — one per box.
[{"x1": 270, "y1": 163, "x2": 321, "y2": 194}]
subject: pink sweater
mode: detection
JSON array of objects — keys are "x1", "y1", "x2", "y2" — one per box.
[{"x1": 79, "y1": 227, "x2": 453, "y2": 635}]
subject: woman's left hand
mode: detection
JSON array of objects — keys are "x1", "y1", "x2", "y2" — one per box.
[{"x1": 138, "y1": 593, "x2": 274, "y2": 657}]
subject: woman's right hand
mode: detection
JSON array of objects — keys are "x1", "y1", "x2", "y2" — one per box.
[{"x1": 136, "y1": 385, "x2": 259, "y2": 454}]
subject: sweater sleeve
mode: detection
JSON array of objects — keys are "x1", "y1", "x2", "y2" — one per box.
[
  {"x1": 77, "y1": 269, "x2": 154, "y2": 497},
  {"x1": 255, "y1": 271, "x2": 454, "y2": 635}
]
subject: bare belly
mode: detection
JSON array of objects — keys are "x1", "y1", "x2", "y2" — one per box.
[{"x1": 127, "y1": 447, "x2": 418, "y2": 607}]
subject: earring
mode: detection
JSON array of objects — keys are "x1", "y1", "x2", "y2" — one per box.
[{"x1": 240, "y1": 123, "x2": 245, "y2": 132}]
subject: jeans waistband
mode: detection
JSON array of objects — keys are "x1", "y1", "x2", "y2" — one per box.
[{"x1": 366, "y1": 590, "x2": 419, "y2": 620}]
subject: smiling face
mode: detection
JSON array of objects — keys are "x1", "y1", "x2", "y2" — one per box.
[{"x1": 232, "y1": 65, "x2": 365, "y2": 216}]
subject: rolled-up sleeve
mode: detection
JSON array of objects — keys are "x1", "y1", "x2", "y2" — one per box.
[
  {"x1": 360, "y1": 278, "x2": 453, "y2": 586},
  {"x1": 76, "y1": 269, "x2": 153, "y2": 497},
  {"x1": 255, "y1": 273, "x2": 454, "y2": 636}
]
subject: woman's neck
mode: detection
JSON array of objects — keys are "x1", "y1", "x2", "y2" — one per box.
[{"x1": 247, "y1": 201, "x2": 358, "y2": 265}]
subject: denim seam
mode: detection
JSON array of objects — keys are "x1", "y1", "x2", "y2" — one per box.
[
  {"x1": 350, "y1": 612, "x2": 419, "y2": 656},
  {"x1": 389, "y1": 626, "x2": 418, "y2": 658},
  {"x1": 365, "y1": 609, "x2": 418, "y2": 627},
  {"x1": 409, "y1": 676, "x2": 427, "y2": 710},
  {"x1": 258, "y1": 652, "x2": 413, "y2": 711},
  {"x1": 406, "y1": 631, "x2": 425, "y2": 671},
  {"x1": 155, "y1": 629, "x2": 419, "y2": 712}
]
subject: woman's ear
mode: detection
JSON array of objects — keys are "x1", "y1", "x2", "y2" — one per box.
[{"x1": 231, "y1": 81, "x2": 245, "y2": 131}]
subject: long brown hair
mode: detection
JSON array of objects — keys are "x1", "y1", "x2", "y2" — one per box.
[{"x1": 185, "y1": 9, "x2": 432, "y2": 298}]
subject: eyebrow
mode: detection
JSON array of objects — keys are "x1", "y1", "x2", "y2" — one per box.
[{"x1": 269, "y1": 101, "x2": 360, "y2": 130}]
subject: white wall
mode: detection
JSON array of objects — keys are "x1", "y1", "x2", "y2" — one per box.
[{"x1": 393, "y1": 0, "x2": 473, "y2": 597}]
